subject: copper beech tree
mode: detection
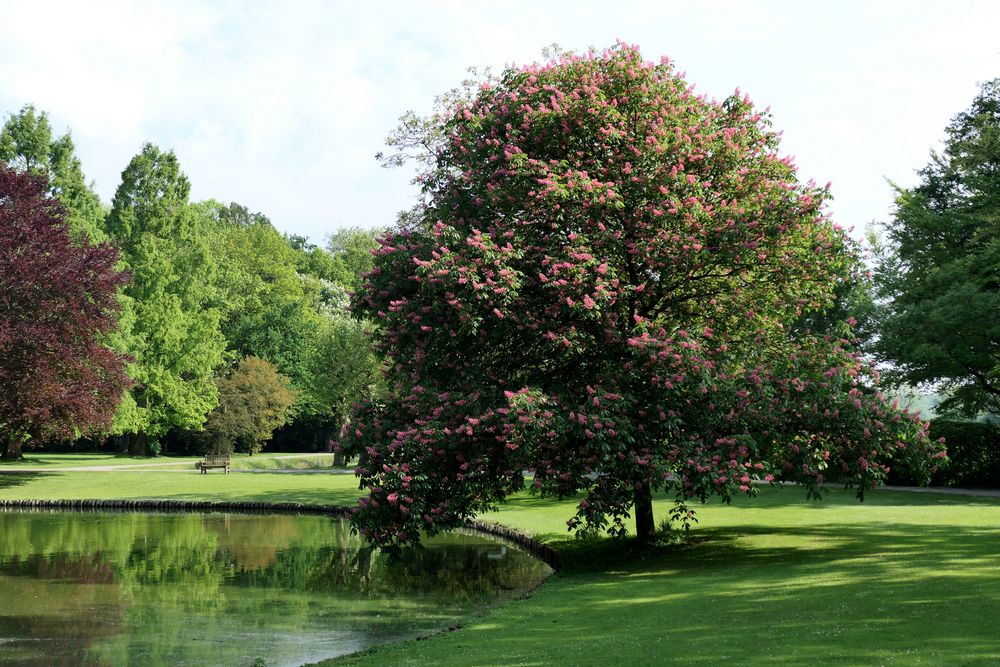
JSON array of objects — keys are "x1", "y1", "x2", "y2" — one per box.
[
  {"x1": 337, "y1": 44, "x2": 943, "y2": 545},
  {"x1": 0, "y1": 165, "x2": 130, "y2": 459}
]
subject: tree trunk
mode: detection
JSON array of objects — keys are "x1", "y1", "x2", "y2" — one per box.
[
  {"x1": 2, "y1": 437, "x2": 24, "y2": 461},
  {"x1": 633, "y1": 480, "x2": 656, "y2": 542},
  {"x1": 126, "y1": 433, "x2": 148, "y2": 457}
]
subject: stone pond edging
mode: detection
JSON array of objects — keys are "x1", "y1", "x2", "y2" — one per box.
[
  {"x1": 0, "y1": 498, "x2": 561, "y2": 570},
  {"x1": 463, "y1": 519, "x2": 561, "y2": 570}
]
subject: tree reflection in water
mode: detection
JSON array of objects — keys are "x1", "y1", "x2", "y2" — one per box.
[{"x1": 0, "y1": 510, "x2": 552, "y2": 666}]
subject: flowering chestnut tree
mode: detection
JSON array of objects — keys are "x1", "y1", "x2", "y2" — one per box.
[
  {"x1": 338, "y1": 44, "x2": 943, "y2": 545},
  {"x1": 0, "y1": 165, "x2": 130, "y2": 459}
]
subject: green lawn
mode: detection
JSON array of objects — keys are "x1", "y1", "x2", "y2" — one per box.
[
  {"x1": 0, "y1": 452, "x2": 197, "y2": 468},
  {"x1": 0, "y1": 467, "x2": 363, "y2": 505},
  {"x1": 0, "y1": 451, "x2": 335, "y2": 470},
  {"x1": 1, "y1": 466, "x2": 998, "y2": 666},
  {"x1": 336, "y1": 487, "x2": 1000, "y2": 666}
]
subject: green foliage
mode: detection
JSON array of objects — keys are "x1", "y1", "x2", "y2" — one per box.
[
  {"x1": 286, "y1": 233, "x2": 345, "y2": 283},
  {"x1": 324, "y1": 226, "x2": 383, "y2": 290},
  {"x1": 875, "y1": 79, "x2": 1000, "y2": 417},
  {"x1": 203, "y1": 201, "x2": 317, "y2": 375},
  {"x1": 299, "y1": 316, "x2": 383, "y2": 431},
  {"x1": 792, "y1": 261, "x2": 878, "y2": 347},
  {"x1": 0, "y1": 104, "x2": 106, "y2": 241},
  {"x1": 0, "y1": 108, "x2": 384, "y2": 454},
  {"x1": 200, "y1": 356, "x2": 297, "y2": 455},
  {"x1": 106, "y1": 144, "x2": 227, "y2": 440},
  {"x1": 203, "y1": 202, "x2": 382, "y2": 445}
]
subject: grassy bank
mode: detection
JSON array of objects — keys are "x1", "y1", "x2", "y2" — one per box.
[{"x1": 2, "y1": 465, "x2": 999, "y2": 666}]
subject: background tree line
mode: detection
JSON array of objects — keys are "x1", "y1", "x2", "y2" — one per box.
[
  {"x1": 0, "y1": 104, "x2": 383, "y2": 459},
  {"x1": 2, "y1": 70, "x2": 997, "y2": 483}
]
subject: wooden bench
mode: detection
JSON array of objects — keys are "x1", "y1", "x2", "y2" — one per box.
[{"x1": 198, "y1": 454, "x2": 231, "y2": 474}]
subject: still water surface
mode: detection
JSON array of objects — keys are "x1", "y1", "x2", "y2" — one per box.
[{"x1": 0, "y1": 510, "x2": 552, "y2": 666}]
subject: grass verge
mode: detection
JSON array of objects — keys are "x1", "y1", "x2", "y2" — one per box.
[
  {"x1": 233, "y1": 454, "x2": 337, "y2": 470},
  {"x1": 1, "y1": 467, "x2": 999, "y2": 666}
]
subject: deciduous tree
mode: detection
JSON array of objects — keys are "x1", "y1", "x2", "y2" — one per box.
[
  {"x1": 0, "y1": 105, "x2": 106, "y2": 241},
  {"x1": 203, "y1": 201, "x2": 316, "y2": 377},
  {"x1": 338, "y1": 44, "x2": 941, "y2": 545},
  {"x1": 325, "y1": 227, "x2": 383, "y2": 290},
  {"x1": 200, "y1": 356, "x2": 297, "y2": 455},
  {"x1": 0, "y1": 166, "x2": 130, "y2": 459},
  {"x1": 105, "y1": 144, "x2": 226, "y2": 452},
  {"x1": 875, "y1": 79, "x2": 1000, "y2": 417},
  {"x1": 300, "y1": 314, "x2": 383, "y2": 458}
]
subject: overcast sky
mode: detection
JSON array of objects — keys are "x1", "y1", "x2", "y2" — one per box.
[{"x1": 1, "y1": 0, "x2": 997, "y2": 245}]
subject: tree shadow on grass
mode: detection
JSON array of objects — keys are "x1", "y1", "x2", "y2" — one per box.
[
  {"x1": 0, "y1": 472, "x2": 51, "y2": 490},
  {"x1": 0, "y1": 456, "x2": 59, "y2": 467},
  {"x1": 406, "y1": 520, "x2": 1000, "y2": 667}
]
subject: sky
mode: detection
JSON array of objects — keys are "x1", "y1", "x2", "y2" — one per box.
[{"x1": 1, "y1": 0, "x2": 997, "y2": 245}]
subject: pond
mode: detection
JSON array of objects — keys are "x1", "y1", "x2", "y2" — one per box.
[{"x1": 0, "y1": 509, "x2": 552, "y2": 666}]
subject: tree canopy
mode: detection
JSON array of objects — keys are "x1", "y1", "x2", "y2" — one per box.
[
  {"x1": 324, "y1": 227, "x2": 383, "y2": 291},
  {"x1": 0, "y1": 165, "x2": 130, "y2": 459},
  {"x1": 106, "y1": 143, "x2": 227, "y2": 448},
  {"x1": 0, "y1": 105, "x2": 106, "y2": 241},
  {"x1": 200, "y1": 356, "x2": 297, "y2": 455},
  {"x1": 875, "y1": 79, "x2": 1000, "y2": 417},
  {"x1": 337, "y1": 44, "x2": 941, "y2": 545}
]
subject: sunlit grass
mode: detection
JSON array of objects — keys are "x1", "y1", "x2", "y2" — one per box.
[
  {"x1": 330, "y1": 487, "x2": 1000, "y2": 666},
  {"x1": 0, "y1": 467, "x2": 363, "y2": 506},
  {"x1": 0, "y1": 451, "x2": 336, "y2": 470},
  {"x1": 0, "y1": 452, "x2": 199, "y2": 468},
  {"x1": 233, "y1": 454, "x2": 336, "y2": 470}
]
